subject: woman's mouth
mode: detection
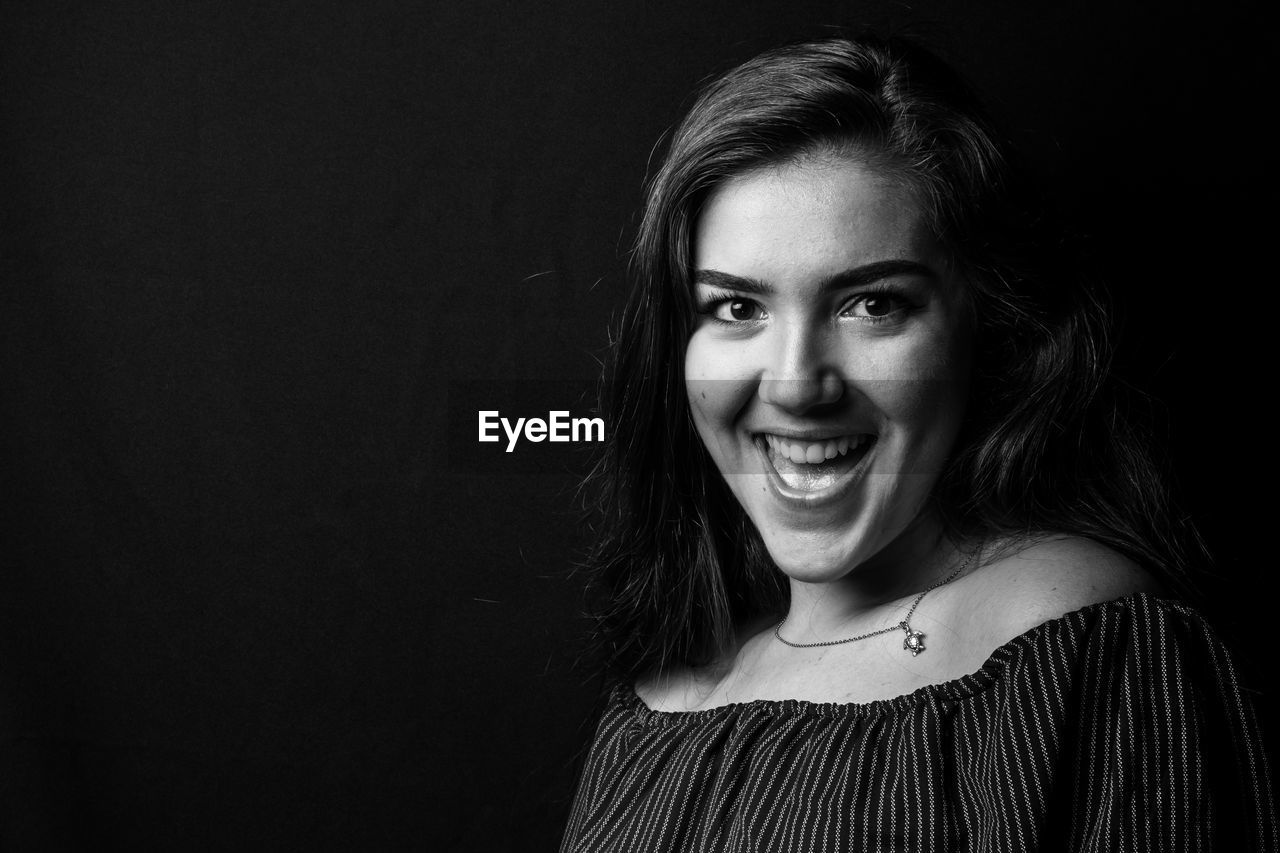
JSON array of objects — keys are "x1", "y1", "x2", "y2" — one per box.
[{"x1": 755, "y1": 433, "x2": 876, "y2": 506}]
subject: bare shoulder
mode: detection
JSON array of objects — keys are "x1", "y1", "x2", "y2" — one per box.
[
  {"x1": 634, "y1": 616, "x2": 774, "y2": 711},
  {"x1": 960, "y1": 535, "x2": 1165, "y2": 646},
  {"x1": 634, "y1": 665, "x2": 699, "y2": 710}
]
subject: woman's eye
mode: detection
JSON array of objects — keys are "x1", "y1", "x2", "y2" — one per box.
[
  {"x1": 842, "y1": 293, "x2": 909, "y2": 320},
  {"x1": 711, "y1": 298, "x2": 765, "y2": 323}
]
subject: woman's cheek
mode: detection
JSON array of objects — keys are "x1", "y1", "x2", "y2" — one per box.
[
  {"x1": 686, "y1": 332, "x2": 755, "y2": 397},
  {"x1": 855, "y1": 321, "x2": 961, "y2": 380},
  {"x1": 685, "y1": 330, "x2": 728, "y2": 381},
  {"x1": 685, "y1": 334, "x2": 743, "y2": 452}
]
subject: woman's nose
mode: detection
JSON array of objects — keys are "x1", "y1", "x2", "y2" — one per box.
[{"x1": 757, "y1": 322, "x2": 844, "y2": 412}]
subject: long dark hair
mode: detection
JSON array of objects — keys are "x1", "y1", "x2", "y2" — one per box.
[{"x1": 581, "y1": 33, "x2": 1202, "y2": 683}]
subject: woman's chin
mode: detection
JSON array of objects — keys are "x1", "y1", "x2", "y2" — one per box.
[{"x1": 766, "y1": 540, "x2": 863, "y2": 584}]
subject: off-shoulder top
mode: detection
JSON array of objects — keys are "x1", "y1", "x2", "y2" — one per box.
[{"x1": 561, "y1": 594, "x2": 1276, "y2": 852}]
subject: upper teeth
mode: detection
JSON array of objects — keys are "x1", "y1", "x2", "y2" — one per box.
[{"x1": 764, "y1": 434, "x2": 871, "y2": 464}]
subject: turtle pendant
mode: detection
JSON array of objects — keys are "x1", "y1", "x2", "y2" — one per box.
[{"x1": 902, "y1": 625, "x2": 927, "y2": 656}]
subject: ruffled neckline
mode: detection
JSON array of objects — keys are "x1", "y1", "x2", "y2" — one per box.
[{"x1": 622, "y1": 592, "x2": 1183, "y2": 724}]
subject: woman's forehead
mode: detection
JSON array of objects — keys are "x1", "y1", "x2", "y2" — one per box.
[{"x1": 693, "y1": 158, "x2": 942, "y2": 279}]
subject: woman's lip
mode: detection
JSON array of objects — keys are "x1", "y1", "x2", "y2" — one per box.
[
  {"x1": 755, "y1": 430, "x2": 873, "y2": 442},
  {"x1": 752, "y1": 434, "x2": 874, "y2": 510}
]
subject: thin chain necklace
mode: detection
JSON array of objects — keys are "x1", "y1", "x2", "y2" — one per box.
[{"x1": 773, "y1": 548, "x2": 976, "y2": 656}]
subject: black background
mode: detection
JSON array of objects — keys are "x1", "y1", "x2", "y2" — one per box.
[{"x1": 1, "y1": 1, "x2": 1270, "y2": 850}]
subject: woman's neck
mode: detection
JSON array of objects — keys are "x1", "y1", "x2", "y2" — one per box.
[{"x1": 782, "y1": 514, "x2": 969, "y2": 641}]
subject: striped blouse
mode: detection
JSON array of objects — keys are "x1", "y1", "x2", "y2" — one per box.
[{"x1": 561, "y1": 594, "x2": 1276, "y2": 852}]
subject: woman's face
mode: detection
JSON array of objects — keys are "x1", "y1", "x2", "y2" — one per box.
[{"x1": 685, "y1": 156, "x2": 972, "y2": 583}]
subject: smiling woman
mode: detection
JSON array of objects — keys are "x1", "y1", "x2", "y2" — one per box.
[
  {"x1": 687, "y1": 159, "x2": 970, "y2": 591},
  {"x1": 563, "y1": 34, "x2": 1275, "y2": 853}
]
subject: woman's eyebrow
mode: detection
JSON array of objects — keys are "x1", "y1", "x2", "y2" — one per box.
[
  {"x1": 693, "y1": 269, "x2": 770, "y2": 294},
  {"x1": 694, "y1": 260, "x2": 936, "y2": 295},
  {"x1": 819, "y1": 260, "x2": 937, "y2": 292}
]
